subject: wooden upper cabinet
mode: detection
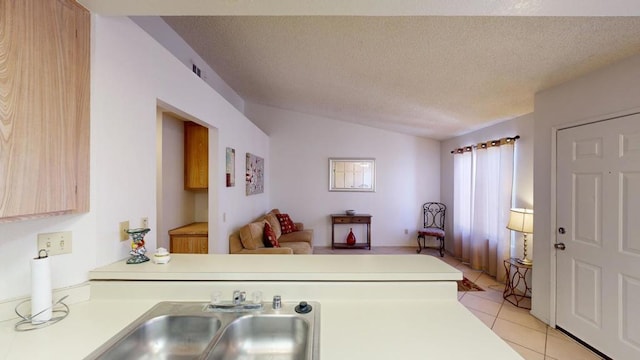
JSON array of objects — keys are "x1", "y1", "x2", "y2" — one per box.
[
  {"x1": 0, "y1": 0, "x2": 90, "y2": 221},
  {"x1": 184, "y1": 121, "x2": 209, "y2": 190}
]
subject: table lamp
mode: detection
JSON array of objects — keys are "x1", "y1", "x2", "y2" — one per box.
[{"x1": 507, "y1": 208, "x2": 534, "y2": 265}]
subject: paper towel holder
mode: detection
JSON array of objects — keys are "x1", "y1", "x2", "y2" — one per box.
[
  {"x1": 14, "y1": 250, "x2": 70, "y2": 331},
  {"x1": 14, "y1": 296, "x2": 70, "y2": 332}
]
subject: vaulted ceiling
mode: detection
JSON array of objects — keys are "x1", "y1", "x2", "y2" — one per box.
[
  {"x1": 79, "y1": 1, "x2": 640, "y2": 139},
  {"x1": 162, "y1": 16, "x2": 640, "y2": 139}
]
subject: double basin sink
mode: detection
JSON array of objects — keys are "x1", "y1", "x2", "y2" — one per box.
[{"x1": 85, "y1": 300, "x2": 320, "y2": 360}]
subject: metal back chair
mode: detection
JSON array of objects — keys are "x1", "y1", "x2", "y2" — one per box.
[{"x1": 417, "y1": 202, "x2": 446, "y2": 257}]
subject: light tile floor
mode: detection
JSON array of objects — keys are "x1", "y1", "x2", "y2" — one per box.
[{"x1": 314, "y1": 246, "x2": 604, "y2": 360}]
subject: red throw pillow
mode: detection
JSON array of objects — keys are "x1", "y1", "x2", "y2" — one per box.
[
  {"x1": 276, "y1": 213, "x2": 297, "y2": 234},
  {"x1": 263, "y1": 222, "x2": 279, "y2": 248}
]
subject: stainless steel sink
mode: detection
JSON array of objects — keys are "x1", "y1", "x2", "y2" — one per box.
[
  {"x1": 85, "y1": 301, "x2": 320, "y2": 360},
  {"x1": 205, "y1": 315, "x2": 311, "y2": 360},
  {"x1": 91, "y1": 315, "x2": 221, "y2": 360}
]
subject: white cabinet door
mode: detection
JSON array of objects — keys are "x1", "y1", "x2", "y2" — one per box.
[{"x1": 556, "y1": 113, "x2": 640, "y2": 359}]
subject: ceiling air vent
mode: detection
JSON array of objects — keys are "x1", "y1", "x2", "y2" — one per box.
[{"x1": 192, "y1": 63, "x2": 202, "y2": 78}]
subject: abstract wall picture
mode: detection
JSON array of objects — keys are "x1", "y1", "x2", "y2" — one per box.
[
  {"x1": 225, "y1": 147, "x2": 235, "y2": 187},
  {"x1": 246, "y1": 153, "x2": 264, "y2": 195}
]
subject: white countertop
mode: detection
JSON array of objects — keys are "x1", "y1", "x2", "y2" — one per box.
[
  {"x1": 0, "y1": 255, "x2": 521, "y2": 359},
  {"x1": 0, "y1": 283, "x2": 522, "y2": 359},
  {"x1": 89, "y1": 254, "x2": 463, "y2": 281}
]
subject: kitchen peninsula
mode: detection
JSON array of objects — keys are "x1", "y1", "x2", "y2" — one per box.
[{"x1": 0, "y1": 254, "x2": 522, "y2": 359}]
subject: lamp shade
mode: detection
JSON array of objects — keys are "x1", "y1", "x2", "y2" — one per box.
[{"x1": 507, "y1": 208, "x2": 534, "y2": 234}]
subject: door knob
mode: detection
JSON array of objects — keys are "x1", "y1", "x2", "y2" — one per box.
[
  {"x1": 554, "y1": 243, "x2": 566, "y2": 250},
  {"x1": 558, "y1": 227, "x2": 566, "y2": 234}
]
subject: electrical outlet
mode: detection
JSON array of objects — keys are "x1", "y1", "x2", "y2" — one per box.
[
  {"x1": 119, "y1": 221, "x2": 130, "y2": 241},
  {"x1": 37, "y1": 231, "x2": 72, "y2": 256},
  {"x1": 141, "y1": 217, "x2": 149, "y2": 228},
  {"x1": 404, "y1": 229, "x2": 409, "y2": 235}
]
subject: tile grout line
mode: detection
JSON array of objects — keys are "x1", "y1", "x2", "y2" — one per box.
[
  {"x1": 492, "y1": 299, "x2": 504, "y2": 332},
  {"x1": 544, "y1": 325, "x2": 550, "y2": 359},
  {"x1": 491, "y1": 301, "x2": 552, "y2": 357},
  {"x1": 489, "y1": 301, "x2": 499, "y2": 329},
  {"x1": 498, "y1": 315, "x2": 548, "y2": 335}
]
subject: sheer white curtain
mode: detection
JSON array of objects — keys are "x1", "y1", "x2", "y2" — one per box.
[
  {"x1": 453, "y1": 150, "x2": 473, "y2": 259},
  {"x1": 453, "y1": 140, "x2": 515, "y2": 281}
]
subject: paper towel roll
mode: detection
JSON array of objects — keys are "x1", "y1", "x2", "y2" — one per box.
[{"x1": 31, "y1": 255, "x2": 52, "y2": 324}]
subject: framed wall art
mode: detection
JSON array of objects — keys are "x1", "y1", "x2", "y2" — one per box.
[
  {"x1": 225, "y1": 147, "x2": 235, "y2": 187},
  {"x1": 329, "y1": 158, "x2": 376, "y2": 192},
  {"x1": 246, "y1": 153, "x2": 264, "y2": 195}
]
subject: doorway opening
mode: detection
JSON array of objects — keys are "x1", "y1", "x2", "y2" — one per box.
[{"x1": 156, "y1": 105, "x2": 218, "y2": 253}]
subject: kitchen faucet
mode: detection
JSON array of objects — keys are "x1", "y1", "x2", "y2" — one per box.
[
  {"x1": 206, "y1": 290, "x2": 263, "y2": 312},
  {"x1": 232, "y1": 290, "x2": 246, "y2": 305}
]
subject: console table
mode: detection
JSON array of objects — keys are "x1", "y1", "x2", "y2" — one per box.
[
  {"x1": 331, "y1": 214, "x2": 372, "y2": 250},
  {"x1": 503, "y1": 258, "x2": 532, "y2": 309}
]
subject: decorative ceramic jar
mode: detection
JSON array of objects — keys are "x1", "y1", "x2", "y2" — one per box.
[
  {"x1": 126, "y1": 228, "x2": 150, "y2": 264},
  {"x1": 153, "y1": 247, "x2": 171, "y2": 264}
]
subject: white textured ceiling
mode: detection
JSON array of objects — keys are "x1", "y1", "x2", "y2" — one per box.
[
  {"x1": 162, "y1": 16, "x2": 640, "y2": 138},
  {"x1": 77, "y1": 0, "x2": 640, "y2": 139}
]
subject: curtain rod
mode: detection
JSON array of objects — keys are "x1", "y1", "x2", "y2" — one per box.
[{"x1": 450, "y1": 135, "x2": 520, "y2": 154}]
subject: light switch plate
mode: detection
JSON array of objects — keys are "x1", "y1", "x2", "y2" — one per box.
[
  {"x1": 37, "y1": 231, "x2": 72, "y2": 256},
  {"x1": 119, "y1": 221, "x2": 130, "y2": 241}
]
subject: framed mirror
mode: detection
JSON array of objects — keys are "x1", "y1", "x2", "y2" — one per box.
[{"x1": 329, "y1": 158, "x2": 376, "y2": 192}]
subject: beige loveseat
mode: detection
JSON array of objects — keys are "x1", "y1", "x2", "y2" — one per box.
[{"x1": 229, "y1": 209, "x2": 313, "y2": 254}]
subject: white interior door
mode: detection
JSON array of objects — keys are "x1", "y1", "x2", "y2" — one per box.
[{"x1": 556, "y1": 113, "x2": 640, "y2": 359}]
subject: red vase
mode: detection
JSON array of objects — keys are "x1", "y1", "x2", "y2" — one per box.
[{"x1": 346, "y1": 228, "x2": 356, "y2": 245}]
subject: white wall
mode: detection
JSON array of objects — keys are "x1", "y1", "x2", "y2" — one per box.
[
  {"x1": 194, "y1": 193, "x2": 209, "y2": 222},
  {"x1": 245, "y1": 103, "x2": 440, "y2": 247},
  {"x1": 440, "y1": 114, "x2": 534, "y2": 258},
  {"x1": 533, "y1": 53, "x2": 640, "y2": 324},
  {"x1": 131, "y1": 16, "x2": 245, "y2": 114},
  {"x1": 0, "y1": 16, "x2": 269, "y2": 301}
]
